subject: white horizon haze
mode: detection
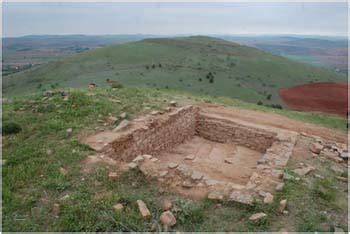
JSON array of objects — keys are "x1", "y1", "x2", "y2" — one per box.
[{"x1": 3, "y1": 2, "x2": 348, "y2": 37}]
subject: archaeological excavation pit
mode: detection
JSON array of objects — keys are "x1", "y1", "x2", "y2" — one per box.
[{"x1": 84, "y1": 105, "x2": 298, "y2": 204}]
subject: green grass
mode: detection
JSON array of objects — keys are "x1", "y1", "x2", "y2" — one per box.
[
  {"x1": 4, "y1": 36, "x2": 346, "y2": 108},
  {"x1": 2, "y1": 86, "x2": 347, "y2": 231}
]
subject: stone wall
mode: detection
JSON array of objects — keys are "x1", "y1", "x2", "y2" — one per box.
[
  {"x1": 110, "y1": 105, "x2": 198, "y2": 161},
  {"x1": 196, "y1": 114, "x2": 277, "y2": 153}
]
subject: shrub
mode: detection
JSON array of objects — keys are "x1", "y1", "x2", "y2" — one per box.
[
  {"x1": 198, "y1": 78, "x2": 202, "y2": 82},
  {"x1": 266, "y1": 94, "x2": 272, "y2": 100},
  {"x1": 3, "y1": 122, "x2": 22, "y2": 135},
  {"x1": 151, "y1": 64, "x2": 156, "y2": 69},
  {"x1": 257, "y1": 101, "x2": 263, "y2": 105}
]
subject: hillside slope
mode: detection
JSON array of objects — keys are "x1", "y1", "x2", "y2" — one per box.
[{"x1": 3, "y1": 36, "x2": 346, "y2": 105}]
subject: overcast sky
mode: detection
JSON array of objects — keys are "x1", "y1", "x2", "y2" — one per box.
[{"x1": 3, "y1": 2, "x2": 348, "y2": 37}]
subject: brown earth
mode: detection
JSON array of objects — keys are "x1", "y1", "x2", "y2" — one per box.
[{"x1": 279, "y1": 82, "x2": 348, "y2": 117}]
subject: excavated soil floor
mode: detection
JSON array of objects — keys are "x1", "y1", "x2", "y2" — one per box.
[{"x1": 158, "y1": 136, "x2": 261, "y2": 186}]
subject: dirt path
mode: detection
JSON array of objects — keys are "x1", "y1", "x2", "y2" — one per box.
[{"x1": 198, "y1": 104, "x2": 347, "y2": 143}]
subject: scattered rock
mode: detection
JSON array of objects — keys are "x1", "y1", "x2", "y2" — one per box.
[
  {"x1": 314, "y1": 174, "x2": 325, "y2": 179},
  {"x1": 310, "y1": 142, "x2": 323, "y2": 154},
  {"x1": 224, "y1": 158, "x2": 234, "y2": 164},
  {"x1": 52, "y1": 203, "x2": 60, "y2": 216},
  {"x1": 59, "y1": 167, "x2": 68, "y2": 176},
  {"x1": 128, "y1": 162, "x2": 138, "y2": 169},
  {"x1": 46, "y1": 149, "x2": 53, "y2": 155},
  {"x1": 159, "y1": 171, "x2": 168, "y2": 177},
  {"x1": 133, "y1": 155, "x2": 145, "y2": 163},
  {"x1": 119, "y1": 112, "x2": 127, "y2": 119},
  {"x1": 278, "y1": 199, "x2": 287, "y2": 213},
  {"x1": 339, "y1": 151, "x2": 348, "y2": 160},
  {"x1": 143, "y1": 154, "x2": 153, "y2": 159},
  {"x1": 151, "y1": 111, "x2": 159, "y2": 115},
  {"x1": 275, "y1": 182, "x2": 284, "y2": 191},
  {"x1": 208, "y1": 191, "x2": 224, "y2": 200},
  {"x1": 113, "y1": 203, "x2": 124, "y2": 212},
  {"x1": 136, "y1": 200, "x2": 151, "y2": 219},
  {"x1": 229, "y1": 191, "x2": 254, "y2": 205},
  {"x1": 249, "y1": 212, "x2": 267, "y2": 221},
  {"x1": 113, "y1": 120, "x2": 130, "y2": 131},
  {"x1": 150, "y1": 158, "x2": 159, "y2": 163},
  {"x1": 293, "y1": 166, "x2": 315, "y2": 176},
  {"x1": 263, "y1": 193, "x2": 274, "y2": 204},
  {"x1": 163, "y1": 199, "x2": 173, "y2": 211},
  {"x1": 191, "y1": 171, "x2": 204, "y2": 180},
  {"x1": 160, "y1": 211, "x2": 176, "y2": 227},
  {"x1": 182, "y1": 180, "x2": 194, "y2": 188},
  {"x1": 170, "y1": 101, "x2": 177, "y2": 107},
  {"x1": 250, "y1": 172, "x2": 259, "y2": 181},
  {"x1": 66, "y1": 128, "x2": 73, "y2": 137},
  {"x1": 108, "y1": 172, "x2": 118, "y2": 181},
  {"x1": 185, "y1": 154, "x2": 196, "y2": 160},
  {"x1": 107, "y1": 116, "x2": 118, "y2": 124},
  {"x1": 168, "y1": 162, "x2": 179, "y2": 169}
]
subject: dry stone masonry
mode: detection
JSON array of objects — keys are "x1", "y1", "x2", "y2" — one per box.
[{"x1": 84, "y1": 105, "x2": 300, "y2": 204}]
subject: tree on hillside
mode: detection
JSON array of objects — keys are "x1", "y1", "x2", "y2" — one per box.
[{"x1": 266, "y1": 94, "x2": 272, "y2": 100}]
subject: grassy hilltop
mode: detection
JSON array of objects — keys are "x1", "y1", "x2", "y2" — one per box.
[
  {"x1": 3, "y1": 36, "x2": 346, "y2": 105},
  {"x1": 2, "y1": 86, "x2": 348, "y2": 231}
]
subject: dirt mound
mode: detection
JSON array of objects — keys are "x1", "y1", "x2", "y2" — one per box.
[{"x1": 279, "y1": 82, "x2": 348, "y2": 117}]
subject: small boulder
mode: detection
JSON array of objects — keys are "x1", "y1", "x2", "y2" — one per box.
[
  {"x1": 310, "y1": 142, "x2": 323, "y2": 154},
  {"x1": 278, "y1": 199, "x2": 287, "y2": 213},
  {"x1": 108, "y1": 172, "x2": 118, "y2": 181},
  {"x1": 191, "y1": 171, "x2": 204, "y2": 180},
  {"x1": 151, "y1": 111, "x2": 159, "y2": 115},
  {"x1": 160, "y1": 211, "x2": 176, "y2": 227},
  {"x1": 107, "y1": 116, "x2": 118, "y2": 124},
  {"x1": 168, "y1": 162, "x2": 179, "y2": 169},
  {"x1": 143, "y1": 154, "x2": 153, "y2": 159},
  {"x1": 207, "y1": 191, "x2": 224, "y2": 200},
  {"x1": 128, "y1": 162, "x2": 138, "y2": 169},
  {"x1": 132, "y1": 155, "x2": 144, "y2": 163},
  {"x1": 136, "y1": 200, "x2": 151, "y2": 219},
  {"x1": 339, "y1": 151, "x2": 349, "y2": 160},
  {"x1": 113, "y1": 203, "x2": 124, "y2": 212},
  {"x1": 163, "y1": 199, "x2": 173, "y2": 211},
  {"x1": 119, "y1": 112, "x2": 127, "y2": 119},
  {"x1": 66, "y1": 128, "x2": 73, "y2": 137},
  {"x1": 185, "y1": 154, "x2": 196, "y2": 160},
  {"x1": 275, "y1": 182, "x2": 284, "y2": 191},
  {"x1": 150, "y1": 158, "x2": 159, "y2": 163},
  {"x1": 182, "y1": 180, "x2": 194, "y2": 188},
  {"x1": 113, "y1": 120, "x2": 130, "y2": 132},
  {"x1": 263, "y1": 193, "x2": 274, "y2": 204},
  {"x1": 249, "y1": 212, "x2": 267, "y2": 221},
  {"x1": 170, "y1": 101, "x2": 177, "y2": 107}
]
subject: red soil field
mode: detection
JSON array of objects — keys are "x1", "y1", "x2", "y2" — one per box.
[{"x1": 279, "y1": 82, "x2": 348, "y2": 117}]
